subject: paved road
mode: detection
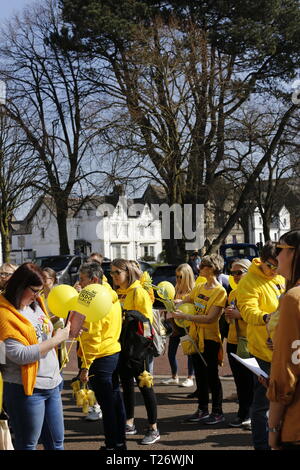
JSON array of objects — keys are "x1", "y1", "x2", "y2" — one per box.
[{"x1": 61, "y1": 372, "x2": 253, "y2": 452}]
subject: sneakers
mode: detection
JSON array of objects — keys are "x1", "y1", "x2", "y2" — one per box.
[
  {"x1": 228, "y1": 417, "x2": 243, "y2": 427},
  {"x1": 180, "y1": 378, "x2": 194, "y2": 387},
  {"x1": 125, "y1": 423, "x2": 137, "y2": 435},
  {"x1": 204, "y1": 413, "x2": 225, "y2": 425},
  {"x1": 241, "y1": 418, "x2": 251, "y2": 431},
  {"x1": 141, "y1": 428, "x2": 160, "y2": 445},
  {"x1": 85, "y1": 404, "x2": 102, "y2": 421},
  {"x1": 186, "y1": 408, "x2": 210, "y2": 422},
  {"x1": 161, "y1": 377, "x2": 179, "y2": 385}
]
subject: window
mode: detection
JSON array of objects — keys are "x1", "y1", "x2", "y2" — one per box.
[
  {"x1": 123, "y1": 224, "x2": 129, "y2": 237},
  {"x1": 41, "y1": 228, "x2": 45, "y2": 239},
  {"x1": 113, "y1": 245, "x2": 127, "y2": 259},
  {"x1": 259, "y1": 233, "x2": 263, "y2": 243},
  {"x1": 112, "y1": 224, "x2": 118, "y2": 238},
  {"x1": 274, "y1": 233, "x2": 277, "y2": 241},
  {"x1": 76, "y1": 226, "x2": 80, "y2": 238},
  {"x1": 121, "y1": 245, "x2": 128, "y2": 259},
  {"x1": 283, "y1": 218, "x2": 286, "y2": 227},
  {"x1": 139, "y1": 226, "x2": 144, "y2": 237},
  {"x1": 259, "y1": 217, "x2": 262, "y2": 226},
  {"x1": 232, "y1": 235, "x2": 237, "y2": 244},
  {"x1": 150, "y1": 225, "x2": 155, "y2": 237},
  {"x1": 42, "y1": 209, "x2": 47, "y2": 217}
]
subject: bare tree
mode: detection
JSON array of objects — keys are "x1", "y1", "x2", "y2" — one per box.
[
  {"x1": 0, "y1": 114, "x2": 40, "y2": 261},
  {"x1": 0, "y1": 0, "x2": 110, "y2": 255}
]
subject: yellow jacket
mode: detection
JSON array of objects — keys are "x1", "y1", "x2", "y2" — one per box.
[
  {"x1": 117, "y1": 280, "x2": 153, "y2": 324},
  {"x1": 188, "y1": 283, "x2": 227, "y2": 352},
  {"x1": 227, "y1": 289, "x2": 248, "y2": 345},
  {"x1": 235, "y1": 258, "x2": 285, "y2": 362},
  {"x1": 78, "y1": 285, "x2": 122, "y2": 369}
]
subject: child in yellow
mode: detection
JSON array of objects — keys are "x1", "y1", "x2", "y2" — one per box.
[
  {"x1": 172, "y1": 254, "x2": 227, "y2": 425},
  {"x1": 111, "y1": 258, "x2": 160, "y2": 446},
  {"x1": 161, "y1": 263, "x2": 195, "y2": 387}
]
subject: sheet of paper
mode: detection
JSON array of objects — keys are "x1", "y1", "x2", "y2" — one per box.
[{"x1": 230, "y1": 353, "x2": 269, "y2": 379}]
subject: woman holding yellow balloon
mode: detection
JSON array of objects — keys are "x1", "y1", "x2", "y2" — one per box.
[
  {"x1": 0, "y1": 263, "x2": 71, "y2": 450},
  {"x1": 161, "y1": 264, "x2": 195, "y2": 387},
  {"x1": 74, "y1": 262, "x2": 126, "y2": 451},
  {"x1": 171, "y1": 254, "x2": 227, "y2": 425},
  {"x1": 111, "y1": 258, "x2": 160, "y2": 446}
]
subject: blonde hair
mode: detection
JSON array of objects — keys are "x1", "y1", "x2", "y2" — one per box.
[
  {"x1": 111, "y1": 258, "x2": 142, "y2": 288},
  {"x1": 175, "y1": 263, "x2": 195, "y2": 299},
  {"x1": 0, "y1": 263, "x2": 18, "y2": 273}
]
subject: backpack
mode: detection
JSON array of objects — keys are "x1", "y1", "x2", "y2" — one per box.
[
  {"x1": 119, "y1": 310, "x2": 155, "y2": 372},
  {"x1": 151, "y1": 309, "x2": 168, "y2": 357}
]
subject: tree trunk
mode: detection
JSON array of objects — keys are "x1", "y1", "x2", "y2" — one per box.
[
  {"x1": 0, "y1": 215, "x2": 11, "y2": 263},
  {"x1": 55, "y1": 199, "x2": 70, "y2": 255}
]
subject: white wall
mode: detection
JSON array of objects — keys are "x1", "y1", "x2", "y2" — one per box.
[{"x1": 249, "y1": 206, "x2": 291, "y2": 244}]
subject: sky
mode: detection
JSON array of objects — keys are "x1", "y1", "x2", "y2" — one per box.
[{"x1": 0, "y1": 0, "x2": 36, "y2": 23}]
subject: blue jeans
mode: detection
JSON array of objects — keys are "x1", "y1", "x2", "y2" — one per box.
[
  {"x1": 89, "y1": 352, "x2": 126, "y2": 449},
  {"x1": 251, "y1": 357, "x2": 271, "y2": 450},
  {"x1": 168, "y1": 334, "x2": 194, "y2": 377},
  {"x1": 4, "y1": 382, "x2": 64, "y2": 450}
]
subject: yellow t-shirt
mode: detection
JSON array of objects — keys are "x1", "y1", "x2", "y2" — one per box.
[
  {"x1": 77, "y1": 285, "x2": 122, "y2": 368},
  {"x1": 188, "y1": 283, "x2": 227, "y2": 350},
  {"x1": 117, "y1": 280, "x2": 153, "y2": 324}
]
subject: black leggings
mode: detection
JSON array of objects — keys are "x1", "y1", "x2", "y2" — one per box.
[
  {"x1": 191, "y1": 340, "x2": 223, "y2": 415},
  {"x1": 118, "y1": 355, "x2": 157, "y2": 425},
  {"x1": 227, "y1": 342, "x2": 254, "y2": 421}
]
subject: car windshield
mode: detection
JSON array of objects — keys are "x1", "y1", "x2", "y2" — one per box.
[
  {"x1": 35, "y1": 256, "x2": 73, "y2": 271},
  {"x1": 224, "y1": 247, "x2": 257, "y2": 258}
]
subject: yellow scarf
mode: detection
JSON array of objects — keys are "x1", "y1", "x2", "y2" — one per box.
[{"x1": 0, "y1": 294, "x2": 48, "y2": 396}]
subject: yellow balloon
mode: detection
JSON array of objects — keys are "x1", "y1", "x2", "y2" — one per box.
[
  {"x1": 47, "y1": 284, "x2": 78, "y2": 319},
  {"x1": 71, "y1": 284, "x2": 113, "y2": 323},
  {"x1": 175, "y1": 303, "x2": 196, "y2": 328},
  {"x1": 229, "y1": 275, "x2": 238, "y2": 290},
  {"x1": 195, "y1": 275, "x2": 207, "y2": 286},
  {"x1": 157, "y1": 281, "x2": 175, "y2": 300}
]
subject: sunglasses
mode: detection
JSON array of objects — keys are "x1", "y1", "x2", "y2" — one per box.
[
  {"x1": 200, "y1": 264, "x2": 212, "y2": 268},
  {"x1": 275, "y1": 243, "x2": 295, "y2": 257},
  {"x1": 176, "y1": 275, "x2": 182, "y2": 279},
  {"x1": 0, "y1": 272, "x2": 13, "y2": 277},
  {"x1": 28, "y1": 286, "x2": 43, "y2": 296},
  {"x1": 231, "y1": 270, "x2": 246, "y2": 276},
  {"x1": 265, "y1": 261, "x2": 278, "y2": 270},
  {"x1": 110, "y1": 270, "x2": 122, "y2": 276}
]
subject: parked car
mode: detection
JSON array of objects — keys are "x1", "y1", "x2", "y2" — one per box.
[
  {"x1": 101, "y1": 259, "x2": 154, "y2": 287},
  {"x1": 219, "y1": 243, "x2": 260, "y2": 273},
  {"x1": 151, "y1": 264, "x2": 177, "y2": 287},
  {"x1": 33, "y1": 255, "x2": 84, "y2": 285}
]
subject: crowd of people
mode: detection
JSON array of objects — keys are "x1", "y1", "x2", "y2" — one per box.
[{"x1": 1, "y1": 232, "x2": 300, "y2": 451}]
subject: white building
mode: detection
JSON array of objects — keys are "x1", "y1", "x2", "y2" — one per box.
[
  {"x1": 248, "y1": 205, "x2": 291, "y2": 245},
  {"x1": 11, "y1": 187, "x2": 163, "y2": 263}
]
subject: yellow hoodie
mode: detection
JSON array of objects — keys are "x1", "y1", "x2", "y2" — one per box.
[
  {"x1": 77, "y1": 285, "x2": 122, "y2": 369},
  {"x1": 235, "y1": 258, "x2": 285, "y2": 362},
  {"x1": 117, "y1": 280, "x2": 153, "y2": 324}
]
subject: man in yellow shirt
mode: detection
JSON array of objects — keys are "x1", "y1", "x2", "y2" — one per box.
[
  {"x1": 236, "y1": 242, "x2": 285, "y2": 450},
  {"x1": 78, "y1": 262, "x2": 126, "y2": 451}
]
